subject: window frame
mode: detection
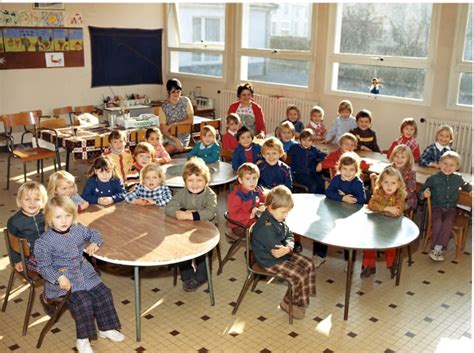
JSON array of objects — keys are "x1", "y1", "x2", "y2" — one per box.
[
  {"x1": 447, "y1": 3, "x2": 473, "y2": 111},
  {"x1": 324, "y1": 3, "x2": 441, "y2": 106},
  {"x1": 166, "y1": 3, "x2": 228, "y2": 82},
  {"x1": 233, "y1": 3, "x2": 318, "y2": 91}
]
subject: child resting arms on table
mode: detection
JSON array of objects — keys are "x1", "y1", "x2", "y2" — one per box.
[
  {"x1": 125, "y1": 163, "x2": 172, "y2": 206},
  {"x1": 48, "y1": 170, "x2": 89, "y2": 211}
]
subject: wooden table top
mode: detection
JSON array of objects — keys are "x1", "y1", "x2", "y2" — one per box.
[
  {"x1": 161, "y1": 158, "x2": 237, "y2": 187},
  {"x1": 286, "y1": 194, "x2": 419, "y2": 250},
  {"x1": 77, "y1": 203, "x2": 220, "y2": 266}
]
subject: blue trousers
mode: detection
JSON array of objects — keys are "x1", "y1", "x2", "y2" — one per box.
[{"x1": 294, "y1": 173, "x2": 325, "y2": 194}]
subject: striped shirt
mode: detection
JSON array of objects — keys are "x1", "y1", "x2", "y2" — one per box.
[
  {"x1": 125, "y1": 184, "x2": 172, "y2": 206},
  {"x1": 125, "y1": 162, "x2": 144, "y2": 192}
]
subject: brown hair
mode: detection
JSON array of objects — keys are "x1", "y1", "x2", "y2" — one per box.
[
  {"x1": 133, "y1": 142, "x2": 156, "y2": 159},
  {"x1": 47, "y1": 170, "x2": 77, "y2": 197},
  {"x1": 88, "y1": 156, "x2": 116, "y2": 177},
  {"x1": 389, "y1": 144, "x2": 415, "y2": 170},
  {"x1": 338, "y1": 132, "x2": 358, "y2": 146},
  {"x1": 236, "y1": 125, "x2": 254, "y2": 141},
  {"x1": 276, "y1": 121, "x2": 295, "y2": 139},
  {"x1": 145, "y1": 127, "x2": 163, "y2": 141},
  {"x1": 108, "y1": 130, "x2": 127, "y2": 143},
  {"x1": 261, "y1": 136, "x2": 285, "y2": 157},
  {"x1": 264, "y1": 185, "x2": 294, "y2": 210},
  {"x1": 226, "y1": 113, "x2": 241, "y2": 125},
  {"x1": 338, "y1": 100, "x2": 353, "y2": 114},
  {"x1": 44, "y1": 195, "x2": 77, "y2": 228},
  {"x1": 337, "y1": 152, "x2": 361, "y2": 176},
  {"x1": 286, "y1": 104, "x2": 301, "y2": 118},
  {"x1": 299, "y1": 128, "x2": 315, "y2": 141},
  {"x1": 400, "y1": 117, "x2": 418, "y2": 137},
  {"x1": 16, "y1": 181, "x2": 48, "y2": 208},
  {"x1": 201, "y1": 125, "x2": 217, "y2": 140},
  {"x1": 355, "y1": 109, "x2": 372, "y2": 123},
  {"x1": 183, "y1": 157, "x2": 210, "y2": 184},
  {"x1": 237, "y1": 162, "x2": 260, "y2": 179},
  {"x1": 237, "y1": 82, "x2": 254, "y2": 98},
  {"x1": 375, "y1": 166, "x2": 407, "y2": 199}
]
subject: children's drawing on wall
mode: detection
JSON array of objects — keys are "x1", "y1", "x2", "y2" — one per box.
[
  {"x1": 68, "y1": 28, "x2": 83, "y2": 50},
  {"x1": 67, "y1": 13, "x2": 83, "y2": 26},
  {"x1": 53, "y1": 28, "x2": 68, "y2": 51},
  {"x1": 45, "y1": 52, "x2": 64, "y2": 67},
  {"x1": 0, "y1": 31, "x2": 4, "y2": 52},
  {"x1": 36, "y1": 29, "x2": 54, "y2": 51},
  {"x1": 41, "y1": 11, "x2": 64, "y2": 27},
  {"x1": 18, "y1": 11, "x2": 40, "y2": 26},
  {"x1": 1, "y1": 10, "x2": 18, "y2": 26},
  {"x1": 19, "y1": 28, "x2": 39, "y2": 52},
  {"x1": 3, "y1": 28, "x2": 24, "y2": 52}
]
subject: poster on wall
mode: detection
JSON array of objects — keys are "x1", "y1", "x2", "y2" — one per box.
[
  {"x1": 3, "y1": 28, "x2": 24, "y2": 52},
  {"x1": 36, "y1": 28, "x2": 54, "y2": 51},
  {"x1": 41, "y1": 11, "x2": 64, "y2": 27},
  {"x1": 19, "y1": 28, "x2": 38, "y2": 52},
  {"x1": 0, "y1": 31, "x2": 4, "y2": 52},
  {"x1": 53, "y1": 28, "x2": 68, "y2": 51},
  {"x1": 68, "y1": 28, "x2": 83, "y2": 50},
  {"x1": 45, "y1": 52, "x2": 64, "y2": 67},
  {"x1": 1, "y1": 10, "x2": 18, "y2": 26}
]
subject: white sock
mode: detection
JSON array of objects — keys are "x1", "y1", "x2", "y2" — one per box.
[{"x1": 434, "y1": 245, "x2": 442, "y2": 252}]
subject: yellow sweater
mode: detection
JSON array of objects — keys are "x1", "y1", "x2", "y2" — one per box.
[
  {"x1": 103, "y1": 150, "x2": 133, "y2": 182},
  {"x1": 368, "y1": 189, "x2": 405, "y2": 217}
]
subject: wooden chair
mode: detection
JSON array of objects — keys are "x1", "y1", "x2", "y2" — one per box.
[
  {"x1": 36, "y1": 290, "x2": 71, "y2": 348},
  {"x1": 218, "y1": 212, "x2": 250, "y2": 275},
  {"x1": 169, "y1": 123, "x2": 193, "y2": 153},
  {"x1": 221, "y1": 148, "x2": 233, "y2": 162},
  {"x1": 231, "y1": 225, "x2": 295, "y2": 324},
  {"x1": 2, "y1": 230, "x2": 41, "y2": 336},
  {"x1": 74, "y1": 105, "x2": 97, "y2": 115},
  {"x1": 452, "y1": 192, "x2": 472, "y2": 258},
  {"x1": 2, "y1": 112, "x2": 60, "y2": 189},
  {"x1": 53, "y1": 106, "x2": 74, "y2": 125}
]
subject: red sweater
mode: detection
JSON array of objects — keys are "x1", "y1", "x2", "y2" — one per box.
[
  {"x1": 386, "y1": 136, "x2": 420, "y2": 162},
  {"x1": 321, "y1": 149, "x2": 370, "y2": 173},
  {"x1": 227, "y1": 184, "x2": 265, "y2": 228},
  {"x1": 222, "y1": 131, "x2": 238, "y2": 152},
  {"x1": 227, "y1": 101, "x2": 266, "y2": 135}
]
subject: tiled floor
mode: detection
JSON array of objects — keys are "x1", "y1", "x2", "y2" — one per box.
[{"x1": 0, "y1": 152, "x2": 471, "y2": 352}]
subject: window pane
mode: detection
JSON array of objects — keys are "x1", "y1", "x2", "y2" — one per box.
[
  {"x1": 242, "y1": 56, "x2": 309, "y2": 86},
  {"x1": 177, "y1": 3, "x2": 225, "y2": 45},
  {"x1": 463, "y1": 5, "x2": 473, "y2": 61},
  {"x1": 170, "y1": 51, "x2": 223, "y2": 77},
  {"x1": 338, "y1": 4, "x2": 432, "y2": 58},
  {"x1": 335, "y1": 63, "x2": 425, "y2": 100},
  {"x1": 243, "y1": 3, "x2": 312, "y2": 50},
  {"x1": 458, "y1": 72, "x2": 473, "y2": 105}
]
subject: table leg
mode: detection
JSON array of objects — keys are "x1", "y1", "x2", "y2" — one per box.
[
  {"x1": 205, "y1": 251, "x2": 215, "y2": 306},
  {"x1": 134, "y1": 266, "x2": 141, "y2": 341},
  {"x1": 65, "y1": 149, "x2": 71, "y2": 172},
  {"x1": 343, "y1": 250, "x2": 354, "y2": 320},
  {"x1": 395, "y1": 248, "x2": 403, "y2": 286}
]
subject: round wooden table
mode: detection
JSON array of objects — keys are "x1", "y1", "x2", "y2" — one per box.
[
  {"x1": 286, "y1": 194, "x2": 419, "y2": 320},
  {"x1": 78, "y1": 203, "x2": 220, "y2": 341},
  {"x1": 161, "y1": 158, "x2": 237, "y2": 187}
]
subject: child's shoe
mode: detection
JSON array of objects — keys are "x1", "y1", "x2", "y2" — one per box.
[
  {"x1": 360, "y1": 266, "x2": 376, "y2": 279},
  {"x1": 294, "y1": 241, "x2": 303, "y2": 253},
  {"x1": 76, "y1": 338, "x2": 93, "y2": 353},
  {"x1": 182, "y1": 278, "x2": 200, "y2": 292},
  {"x1": 429, "y1": 249, "x2": 444, "y2": 262},
  {"x1": 98, "y1": 329, "x2": 125, "y2": 342},
  {"x1": 293, "y1": 305, "x2": 306, "y2": 320},
  {"x1": 313, "y1": 255, "x2": 326, "y2": 268}
]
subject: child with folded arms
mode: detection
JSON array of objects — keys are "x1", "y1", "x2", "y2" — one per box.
[
  {"x1": 232, "y1": 126, "x2": 262, "y2": 171},
  {"x1": 276, "y1": 121, "x2": 298, "y2": 153},
  {"x1": 222, "y1": 113, "x2": 241, "y2": 153},
  {"x1": 7, "y1": 181, "x2": 48, "y2": 272},
  {"x1": 126, "y1": 163, "x2": 172, "y2": 206},
  {"x1": 227, "y1": 163, "x2": 266, "y2": 237},
  {"x1": 306, "y1": 105, "x2": 327, "y2": 142},
  {"x1": 420, "y1": 125, "x2": 454, "y2": 168},
  {"x1": 386, "y1": 117, "x2": 420, "y2": 162},
  {"x1": 125, "y1": 142, "x2": 155, "y2": 192},
  {"x1": 165, "y1": 157, "x2": 217, "y2": 292},
  {"x1": 362, "y1": 167, "x2": 407, "y2": 279},
  {"x1": 103, "y1": 130, "x2": 133, "y2": 182},
  {"x1": 81, "y1": 156, "x2": 126, "y2": 205},
  {"x1": 145, "y1": 127, "x2": 171, "y2": 165},
  {"x1": 188, "y1": 125, "x2": 220, "y2": 163},
  {"x1": 349, "y1": 109, "x2": 380, "y2": 152},
  {"x1": 35, "y1": 196, "x2": 124, "y2": 353},
  {"x1": 48, "y1": 170, "x2": 89, "y2": 211},
  {"x1": 252, "y1": 185, "x2": 315, "y2": 320}
]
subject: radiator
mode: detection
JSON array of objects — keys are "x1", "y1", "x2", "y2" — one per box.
[
  {"x1": 420, "y1": 118, "x2": 472, "y2": 173},
  {"x1": 218, "y1": 90, "x2": 317, "y2": 134}
]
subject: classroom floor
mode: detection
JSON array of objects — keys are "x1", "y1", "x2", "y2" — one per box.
[{"x1": 0, "y1": 153, "x2": 471, "y2": 353}]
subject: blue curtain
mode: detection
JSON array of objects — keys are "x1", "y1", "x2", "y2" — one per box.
[{"x1": 89, "y1": 26, "x2": 163, "y2": 87}]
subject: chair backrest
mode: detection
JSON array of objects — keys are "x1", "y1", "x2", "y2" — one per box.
[
  {"x1": 3, "y1": 229, "x2": 31, "y2": 268},
  {"x1": 426, "y1": 195, "x2": 432, "y2": 230},
  {"x1": 74, "y1": 105, "x2": 96, "y2": 114},
  {"x1": 1, "y1": 112, "x2": 38, "y2": 130},
  {"x1": 369, "y1": 173, "x2": 377, "y2": 193},
  {"x1": 224, "y1": 211, "x2": 249, "y2": 231},
  {"x1": 221, "y1": 148, "x2": 233, "y2": 162},
  {"x1": 169, "y1": 123, "x2": 192, "y2": 136},
  {"x1": 200, "y1": 119, "x2": 221, "y2": 136},
  {"x1": 457, "y1": 191, "x2": 472, "y2": 208},
  {"x1": 245, "y1": 224, "x2": 256, "y2": 273},
  {"x1": 40, "y1": 117, "x2": 68, "y2": 129}
]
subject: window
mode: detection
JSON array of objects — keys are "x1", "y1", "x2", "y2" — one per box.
[
  {"x1": 167, "y1": 3, "x2": 225, "y2": 78},
  {"x1": 448, "y1": 4, "x2": 473, "y2": 107},
  {"x1": 327, "y1": 3, "x2": 437, "y2": 101},
  {"x1": 238, "y1": 3, "x2": 314, "y2": 87}
]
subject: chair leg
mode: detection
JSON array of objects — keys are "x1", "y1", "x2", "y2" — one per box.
[
  {"x1": 37, "y1": 292, "x2": 71, "y2": 349},
  {"x1": 22, "y1": 284, "x2": 35, "y2": 336},
  {"x1": 250, "y1": 274, "x2": 260, "y2": 292},
  {"x1": 214, "y1": 242, "x2": 222, "y2": 273},
  {"x1": 217, "y1": 238, "x2": 244, "y2": 275},
  {"x1": 173, "y1": 265, "x2": 178, "y2": 287},
  {"x1": 407, "y1": 244, "x2": 413, "y2": 266},
  {"x1": 37, "y1": 160, "x2": 40, "y2": 174},
  {"x1": 23, "y1": 162, "x2": 27, "y2": 182},
  {"x1": 288, "y1": 285, "x2": 293, "y2": 325},
  {"x1": 6, "y1": 155, "x2": 12, "y2": 190},
  {"x1": 231, "y1": 272, "x2": 254, "y2": 315},
  {"x1": 40, "y1": 159, "x2": 44, "y2": 184},
  {"x1": 1, "y1": 270, "x2": 16, "y2": 312}
]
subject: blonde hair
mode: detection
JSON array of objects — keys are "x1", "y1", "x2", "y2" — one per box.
[
  {"x1": 277, "y1": 121, "x2": 295, "y2": 139},
  {"x1": 261, "y1": 136, "x2": 285, "y2": 157},
  {"x1": 400, "y1": 117, "x2": 418, "y2": 137},
  {"x1": 376, "y1": 166, "x2": 407, "y2": 199},
  {"x1": 133, "y1": 142, "x2": 156, "y2": 159},
  {"x1": 44, "y1": 195, "x2": 77, "y2": 228},
  {"x1": 201, "y1": 125, "x2": 217, "y2": 140},
  {"x1": 47, "y1": 170, "x2": 77, "y2": 197},
  {"x1": 141, "y1": 163, "x2": 165, "y2": 184},
  {"x1": 16, "y1": 181, "x2": 48, "y2": 208},
  {"x1": 265, "y1": 185, "x2": 294, "y2": 210},
  {"x1": 435, "y1": 125, "x2": 454, "y2": 143},
  {"x1": 338, "y1": 132, "x2": 358, "y2": 146},
  {"x1": 237, "y1": 162, "x2": 260, "y2": 179},
  {"x1": 337, "y1": 152, "x2": 361, "y2": 176},
  {"x1": 439, "y1": 150, "x2": 461, "y2": 166},
  {"x1": 338, "y1": 100, "x2": 353, "y2": 114},
  {"x1": 183, "y1": 157, "x2": 210, "y2": 184},
  {"x1": 389, "y1": 144, "x2": 414, "y2": 170}
]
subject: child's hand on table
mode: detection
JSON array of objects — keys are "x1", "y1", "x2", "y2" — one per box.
[
  {"x1": 86, "y1": 242, "x2": 99, "y2": 256},
  {"x1": 271, "y1": 245, "x2": 291, "y2": 258},
  {"x1": 385, "y1": 206, "x2": 402, "y2": 217},
  {"x1": 176, "y1": 210, "x2": 194, "y2": 220},
  {"x1": 342, "y1": 195, "x2": 357, "y2": 204},
  {"x1": 79, "y1": 201, "x2": 89, "y2": 210},
  {"x1": 134, "y1": 199, "x2": 154, "y2": 206},
  {"x1": 58, "y1": 275, "x2": 71, "y2": 291},
  {"x1": 360, "y1": 146, "x2": 372, "y2": 152}
]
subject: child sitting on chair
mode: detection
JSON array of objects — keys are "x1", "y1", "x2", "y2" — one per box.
[
  {"x1": 281, "y1": 104, "x2": 304, "y2": 138},
  {"x1": 165, "y1": 157, "x2": 217, "y2": 292},
  {"x1": 103, "y1": 130, "x2": 133, "y2": 182},
  {"x1": 386, "y1": 117, "x2": 421, "y2": 162},
  {"x1": 419, "y1": 151, "x2": 472, "y2": 262},
  {"x1": 362, "y1": 167, "x2": 407, "y2": 279},
  {"x1": 389, "y1": 144, "x2": 418, "y2": 211},
  {"x1": 222, "y1": 113, "x2": 241, "y2": 153},
  {"x1": 81, "y1": 156, "x2": 126, "y2": 205},
  {"x1": 187, "y1": 125, "x2": 220, "y2": 163},
  {"x1": 287, "y1": 128, "x2": 327, "y2": 194},
  {"x1": 35, "y1": 196, "x2": 124, "y2": 353},
  {"x1": 145, "y1": 127, "x2": 171, "y2": 165},
  {"x1": 258, "y1": 137, "x2": 292, "y2": 191},
  {"x1": 47, "y1": 170, "x2": 89, "y2": 211},
  {"x1": 420, "y1": 125, "x2": 454, "y2": 168},
  {"x1": 232, "y1": 126, "x2": 262, "y2": 171},
  {"x1": 306, "y1": 105, "x2": 327, "y2": 142},
  {"x1": 349, "y1": 109, "x2": 381, "y2": 152},
  {"x1": 252, "y1": 185, "x2": 315, "y2": 320},
  {"x1": 227, "y1": 163, "x2": 266, "y2": 237},
  {"x1": 324, "y1": 100, "x2": 357, "y2": 144},
  {"x1": 276, "y1": 121, "x2": 298, "y2": 153},
  {"x1": 126, "y1": 163, "x2": 172, "y2": 206},
  {"x1": 125, "y1": 142, "x2": 155, "y2": 192},
  {"x1": 7, "y1": 181, "x2": 48, "y2": 272}
]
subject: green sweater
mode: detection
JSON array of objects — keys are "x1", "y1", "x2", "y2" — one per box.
[
  {"x1": 419, "y1": 171, "x2": 471, "y2": 208},
  {"x1": 165, "y1": 186, "x2": 217, "y2": 221}
]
